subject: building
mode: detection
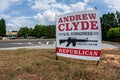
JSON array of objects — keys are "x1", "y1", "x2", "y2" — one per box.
[{"x1": 6, "y1": 31, "x2": 18, "y2": 39}]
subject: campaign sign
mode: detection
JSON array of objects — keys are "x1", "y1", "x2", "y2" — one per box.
[{"x1": 56, "y1": 10, "x2": 101, "y2": 60}]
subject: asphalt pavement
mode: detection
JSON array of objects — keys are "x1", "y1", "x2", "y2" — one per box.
[
  {"x1": 0, "y1": 39, "x2": 55, "y2": 48},
  {"x1": 0, "y1": 40, "x2": 120, "y2": 50},
  {"x1": 102, "y1": 43, "x2": 120, "y2": 49}
]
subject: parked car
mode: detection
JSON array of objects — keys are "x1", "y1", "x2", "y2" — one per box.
[
  {"x1": 9, "y1": 37, "x2": 17, "y2": 39},
  {"x1": 40, "y1": 36, "x2": 48, "y2": 39},
  {"x1": 2, "y1": 37, "x2": 8, "y2": 40},
  {"x1": 0, "y1": 36, "x2": 2, "y2": 40},
  {"x1": 18, "y1": 36, "x2": 24, "y2": 39},
  {"x1": 27, "y1": 36, "x2": 36, "y2": 39}
]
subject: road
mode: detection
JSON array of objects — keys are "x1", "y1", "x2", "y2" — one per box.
[
  {"x1": 0, "y1": 39, "x2": 120, "y2": 50},
  {"x1": 0, "y1": 39, "x2": 55, "y2": 48}
]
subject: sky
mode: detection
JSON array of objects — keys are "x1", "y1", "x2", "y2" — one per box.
[{"x1": 0, "y1": 0, "x2": 120, "y2": 31}]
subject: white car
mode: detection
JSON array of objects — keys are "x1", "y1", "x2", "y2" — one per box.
[{"x1": 2, "y1": 37, "x2": 8, "y2": 40}]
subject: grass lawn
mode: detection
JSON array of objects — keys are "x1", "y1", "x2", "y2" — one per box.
[{"x1": 0, "y1": 49, "x2": 119, "y2": 80}]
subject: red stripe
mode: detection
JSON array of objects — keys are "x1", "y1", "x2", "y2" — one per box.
[{"x1": 56, "y1": 47, "x2": 101, "y2": 57}]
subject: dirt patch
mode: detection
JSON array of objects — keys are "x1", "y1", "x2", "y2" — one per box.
[{"x1": 102, "y1": 54, "x2": 120, "y2": 67}]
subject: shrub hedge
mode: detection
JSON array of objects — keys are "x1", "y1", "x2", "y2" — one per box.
[{"x1": 107, "y1": 28, "x2": 120, "y2": 42}]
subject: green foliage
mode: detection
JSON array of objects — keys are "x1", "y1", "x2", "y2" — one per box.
[
  {"x1": 32, "y1": 24, "x2": 55, "y2": 38},
  {"x1": 18, "y1": 25, "x2": 56, "y2": 38},
  {"x1": 12, "y1": 31, "x2": 17, "y2": 32},
  {"x1": 0, "y1": 18, "x2": 6, "y2": 37},
  {"x1": 33, "y1": 25, "x2": 47, "y2": 38},
  {"x1": 100, "y1": 12, "x2": 120, "y2": 40},
  {"x1": 116, "y1": 11, "x2": 120, "y2": 27},
  {"x1": 47, "y1": 25, "x2": 56, "y2": 38},
  {"x1": 28, "y1": 28, "x2": 34, "y2": 36},
  {"x1": 18, "y1": 27, "x2": 35, "y2": 38},
  {"x1": 18, "y1": 27, "x2": 29, "y2": 38},
  {"x1": 107, "y1": 28, "x2": 120, "y2": 40},
  {"x1": 101, "y1": 13, "x2": 118, "y2": 28}
]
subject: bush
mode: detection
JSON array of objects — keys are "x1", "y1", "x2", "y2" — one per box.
[{"x1": 107, "y1": 28, "x2": 120, "y2": 41}]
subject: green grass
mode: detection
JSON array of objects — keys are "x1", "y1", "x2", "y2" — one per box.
[{"x1": 0, "y1": 49, "x2": 119, "y2": 80}]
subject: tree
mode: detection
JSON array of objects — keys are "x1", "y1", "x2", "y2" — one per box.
[
  {"x1": 18, "y1": 27, "x2": 29, "y2": 38},
  {"x1": 33, "y1": 25, "x2": 47, "y2": 38},
  {"x1": 100, "y1": 12, "x2": 118, "y2": 40},
  {"x1": 41, "y1": 25, "x2": 47, "y2": 37},
  {"x1": 116, "y1": 11, "x2": 120, "y2": 27},
  {"x1": 107, "y1": 28, "x2": 120, "y2": 41},
  {"x1": 0, "y1": 19, "x2": 6, "y2": 37},
  {"x1": 28, "y1": 28, "x2": 34, "y2": 36},
  {"x1": 47, "y1": 25, "x2": 55, "y2": 38}
]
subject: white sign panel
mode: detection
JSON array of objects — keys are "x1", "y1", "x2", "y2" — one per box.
[{"x1": 56, "y1": 10, "x2": 101, "y2": 60}]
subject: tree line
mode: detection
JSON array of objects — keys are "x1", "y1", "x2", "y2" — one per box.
[
  {"x1": 0, "y1": 19, "x2": 6, "y2": 37},
  {"x1": 100, "y1": 11, "x2": 120, "y2": 42},
  {"x1": 18, "y1": 25, "x2": 55, "y2": 38},
  {"x1": 0, "y1": 11, "x2": 120, "y2": 41}
]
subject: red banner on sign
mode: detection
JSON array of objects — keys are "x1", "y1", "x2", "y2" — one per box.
[{"x1": 56, "y1": 47, "x2": 100, "y2": 57}]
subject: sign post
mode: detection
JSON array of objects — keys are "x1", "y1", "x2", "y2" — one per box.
[{"x1": 56, "y1": 10, "x2": 101, "y2": 61}]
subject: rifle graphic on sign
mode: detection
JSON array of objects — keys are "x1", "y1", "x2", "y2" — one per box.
[{"x1": 59, "y1": 37, "x2": 98, "y2": 47}]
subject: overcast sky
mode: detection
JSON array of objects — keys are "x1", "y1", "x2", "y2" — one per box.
[{"x1": 0, "y1": 0, "x2": 119, "y2": 31}]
